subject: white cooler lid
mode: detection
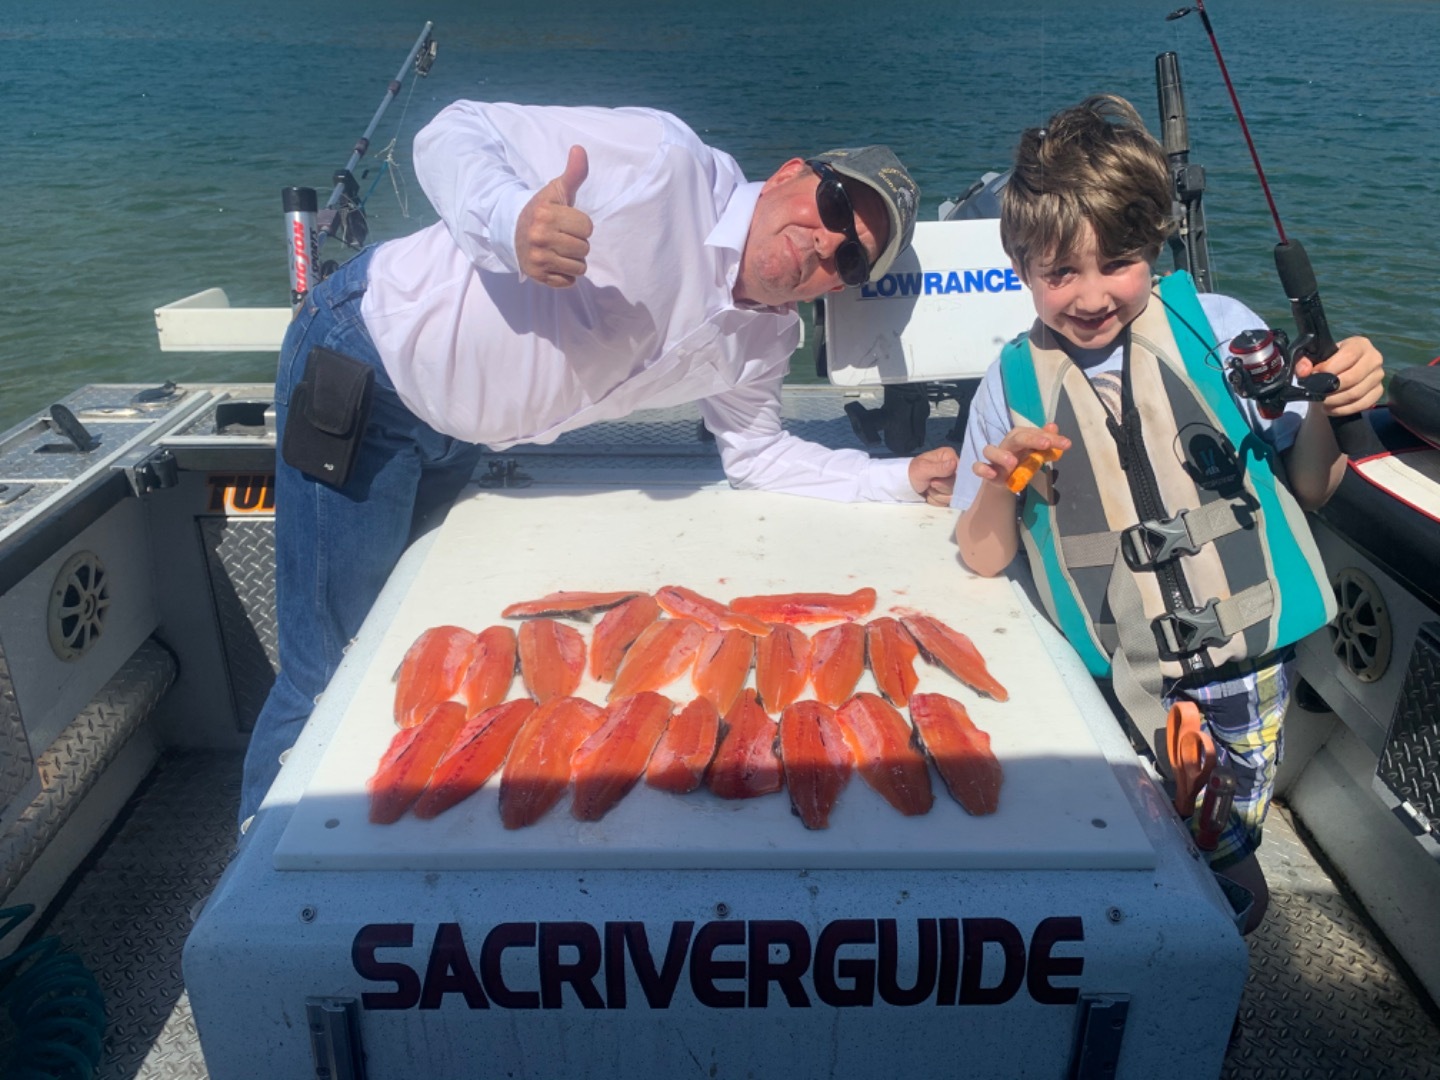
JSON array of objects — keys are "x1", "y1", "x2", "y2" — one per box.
[{"x1": 275, "y1": 486, "x2": 1153, "y2": 872}]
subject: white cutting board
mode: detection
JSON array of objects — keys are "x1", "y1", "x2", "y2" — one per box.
[{"x1": 275, "y1": 486, "x2": 1154, "y2": 871}]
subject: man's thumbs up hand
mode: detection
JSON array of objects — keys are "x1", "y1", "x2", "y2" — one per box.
[{"x1": 516, "y1": 145, "x2": 593, "y2": 288}]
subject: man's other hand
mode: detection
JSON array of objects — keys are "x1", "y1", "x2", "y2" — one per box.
[
  {"x1": 909, "y1": 446, "x2": 959, "y2": 506},
  {"x1": 516, "y1": 145, "x2": 593, "y2": 288}
]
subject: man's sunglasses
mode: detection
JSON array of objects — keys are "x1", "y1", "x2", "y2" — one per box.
[{"x1": 807, "y1": 160, "x2": 872, "y2": 287}]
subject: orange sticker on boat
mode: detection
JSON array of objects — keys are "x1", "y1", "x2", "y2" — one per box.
[{"x1": 204, "y1": 473, "x2": 276, "y2": 515}]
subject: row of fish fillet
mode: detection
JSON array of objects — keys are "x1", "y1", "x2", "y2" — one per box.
[{"x1": 368, "y1": 586, "x2": 1009, "y2": 830}]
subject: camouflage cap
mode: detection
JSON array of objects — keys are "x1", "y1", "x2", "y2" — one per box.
[{"x1": 810, "y1": 145, "x2": 919, "y2": 282}]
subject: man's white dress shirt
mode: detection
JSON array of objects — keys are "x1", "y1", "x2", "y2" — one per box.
[{"x1": 361, "y1": 101, "x2": 917, "y2": 502}]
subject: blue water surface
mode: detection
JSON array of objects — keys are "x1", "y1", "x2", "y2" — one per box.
[{"x1": 2, "y1": 0, "x2": 1436, "y2": 430}]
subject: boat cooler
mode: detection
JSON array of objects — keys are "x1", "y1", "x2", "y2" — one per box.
[{"x1": 185, "y1": 486, "x2": 1248, "y2": 1079}]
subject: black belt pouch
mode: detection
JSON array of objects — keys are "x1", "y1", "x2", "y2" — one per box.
[{"x1": 281, "y1": 345, "x2": 375, "y2": 488}]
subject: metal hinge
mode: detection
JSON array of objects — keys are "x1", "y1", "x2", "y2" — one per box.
[
  {"x1": 111, "y1": 447, "x2": 179, "y2": 496},
  {"x1": 476, "y1": 458, "x2": 532, "y2": 489},
  {"x1": 1069, "y1": 993, "x2": 1130, "y2": 1080},
  {"x1": 306, "y1": 996, "x2": 367, "y2": 1080}
]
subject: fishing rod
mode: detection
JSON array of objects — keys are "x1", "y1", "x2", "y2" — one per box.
[
  {"x1": 1155, "y1": 51, "x2": 1213, "y2": 293},
  {"x1": 1166, "y1": 1, "x2": 1353, "y2": 431},
  {"x1": 284, "y1": 22, "x2": 437, "y2": 306}
]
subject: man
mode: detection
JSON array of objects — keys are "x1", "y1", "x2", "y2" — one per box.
[{"x1": 241, "y1": 101, "x2": 957, "y2": 826}]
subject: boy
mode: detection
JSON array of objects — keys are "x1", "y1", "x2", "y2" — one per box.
[{"x1": 952, "y1": 95, "x2": 1384, "y2": 932}]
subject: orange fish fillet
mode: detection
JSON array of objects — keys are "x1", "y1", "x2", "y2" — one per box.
[
  {"x1": 691, "y1": 628, "x2": 755, "y2": 714},
  {"x1": 728, "y1": 587, "x2": 877, "y2": 625},
  {"x1": 778, "y1": 700, "x2": 853, "y2": 829},
  {"x1": 518, "y1": 619, "x2": 587, "y2": 703},
  {"x1": 590, "y1": 594, "x2": 662, "y2": 681},
  {"x1": 571, "y1": 692, "x2": 674, "y2": 821},
  {"x1": 609, "y1": 618, "x2": 707, "y2": 701},
  {"x1": 645, "y1": 698, "x2": 722, "y2": 794},
  {"x1": 897, "y1": 612, "x2": 1009, "y2": 702},
  {"x1": 499, "y1": 697, "x2": 607, "y2": 829},
  {"x1": 754, "y1": 623, "x2": 812, "y2": 713},
  {"x1": 865, "y1": 617, "x2": 920, "y2": 707},
  {"x1": 393, "y1": 625, "x2": 476, "y2": 728},
  {"x1": 655, "y1": 585, "x2": 773, "y2": 637},
  {"x1": 502, "y1": 590, "x2": 642, "y2": 620},
  {"x1": 833, "y1": 693, "x2": 934, "y2": 817},
  {"x1": 369, "y1": 700, "x2": 470, "y2": 824},
  {"x1": 908, "y1": 693, "x2": 1003, "y2": 816},
  {"x1": 456, "y1": 625, "x2": 517, "y2": 715},
  {"x1": 809, "y1": 622, "x2": 866, "y2": 706},
  {"x1": 707, "y1": 689, "x2": 784, "y2": 799},
  {"x1": 412, "y1": 699, "x2": 536, "y2": 820}
]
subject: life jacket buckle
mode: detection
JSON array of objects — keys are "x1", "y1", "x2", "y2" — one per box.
[
  {"x1": 1155, "y1": 599, "x2": 1229, "y2": 655},
  {"x1": 1121, "y1": 512, "x2": 1202, "y2": 570}
]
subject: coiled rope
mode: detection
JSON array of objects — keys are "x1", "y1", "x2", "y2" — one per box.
[{"x1": 0, "y1": 904, "x2": 106, "y2": 1079}]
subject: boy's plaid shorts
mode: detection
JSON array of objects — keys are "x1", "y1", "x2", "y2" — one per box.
[{"x1": 1165, "y1": 651, "x2": 1294, "y2": 870}]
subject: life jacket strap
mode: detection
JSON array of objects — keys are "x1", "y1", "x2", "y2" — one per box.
[
  {"x1": 1103, "y1": 551, "x2": 1275, "y2": 759},
  {"x1": 1059, "y1": 498, "x2": 1253, "y2": 571},
  {"x1": 1153, "y1": 582, "x2": 1276, "y2": 656}
]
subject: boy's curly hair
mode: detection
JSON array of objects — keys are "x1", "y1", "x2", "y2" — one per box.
[{"x1": 1001, "y1": 94, "x2": 1173, "y2": 276}]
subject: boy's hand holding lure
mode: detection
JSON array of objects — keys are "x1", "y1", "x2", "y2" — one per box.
[{"x1": 971, "y1": 423, "x2": 1071, "y2": 494}]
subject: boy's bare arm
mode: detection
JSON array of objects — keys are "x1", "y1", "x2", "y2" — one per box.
[
  {"x1": 954, "y1": 424, "x2": 1070, "y2": 576},
  {"x1": 1281, "y1": 335, "x2": 1384, "y2": 510},
  {"x1": 955, "y1": 484, "x2": 1023, "y2": 576}
]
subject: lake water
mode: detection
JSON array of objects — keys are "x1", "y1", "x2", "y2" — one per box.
[{"x1": 3, "y1": 0, "x2": 1437, "y2": 431}]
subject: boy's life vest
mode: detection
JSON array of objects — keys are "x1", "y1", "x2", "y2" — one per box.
[{"x1": 998, "y1": 272, "x2": 1335, "y2": 729}]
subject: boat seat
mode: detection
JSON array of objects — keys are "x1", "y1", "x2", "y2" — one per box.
[
  {"x1": 1316, "y1": 408, "x2": 1440, "y2": 617},
  {"x1": 1388, "y1": 361, "x2": 1440, "y2": 450}
]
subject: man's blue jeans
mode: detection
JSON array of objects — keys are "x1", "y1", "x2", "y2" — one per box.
[{"x1": 239, "y1": 248, "x2": 483, "y2": 825}]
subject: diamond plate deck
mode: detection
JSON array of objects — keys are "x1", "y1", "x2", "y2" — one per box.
[
  {"x1": 1223, "y1": 805, "x2": 1440, "y2": 1079},
  {"x1": 25, "y1": 751, "x2": 241, "y2": 1080},
  {"x1": 0, "y1": 635, "x2": 35, "y2": 820},
  {"x1": 1377, "y1": 623, "x2": 1440, "y2": 843},
  {"x1": 198, "y1": 518, "x2": 277, "y2": 733},
  {"x1": 1, "y1": 640, "x2": 176, "y2": 901}
]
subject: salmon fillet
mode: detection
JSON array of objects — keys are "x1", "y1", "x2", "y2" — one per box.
[
  {"x1": 655, "y1": 585, "x2": 773, "y2": 637},
  {"x1": 393, "y1": 625, "x2": 476, "y2": 728},
  {"x1": 691, "y1": 628, "x2": 755, "y2": 714},
  {"x1": 728, "y1": 588, "x2": 877, "y2": 625},
  {"x1": 908, "y1": 693, "x2": 1003, "y2": 816},
  {"x1": 865, "y1": 617, "x2": 920, "y2": 707},
  {"x1": 502, "y1": 590, "x2": 642, "y2": 620},
  {"x1": 809, "y1": 623, "x2": 866, "y2": 706},
  {"x1": 754, "y1": 623, "x2": 812, "y2": 713},
  {"x1": 369, "y1": 700, "x2": 470, "y2": 824},
  {"x1": 456, "y1": 625, "x2": 518, "y2": 715},
  {"x1": 518, "y1": 619, "x2": 587, "y2": 703},
  {"x1": 645, "y1": 697, "x2": 722, "y2": 794},
  {"x1": 571, "y1": 692, "x2": 674, "y2": 821},
  {"x1": 778, "y1": 700, "x2": 853, "y2": 829},
  {"x1": 833, "y1": 693, "x2": 934, "y2": 817},
  {"x1": 898, "y1": 612, "x2": 1009, "y2": 702},
  {"x1": 707, "y1": 689, "x2": 783, "y2": 799},
  {"x1": 589, "y1": 594, "x2": 661, "y2": 681},
  {"x1": 412, "y1": 699, "x2": 535, "y2": 820},
  {"x1": 499, "y1": 697, "x2": 607, "y2": 829},
  {"x1": 609, "y1": 618, "x2": 707, "y2": 701}
]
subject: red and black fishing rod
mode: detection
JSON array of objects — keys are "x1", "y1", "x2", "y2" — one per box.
[
  {"x1": 1169, "y1": 2, "x2": 1289, "y2": 246},
  {"x1": 1168, "y1": 0, "x2": 1353, "y2": 430}
]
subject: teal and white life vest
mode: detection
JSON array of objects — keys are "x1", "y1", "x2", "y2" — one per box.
[{"x1": 998, "y1": 272, "x2": 1335, "y2": 708}]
